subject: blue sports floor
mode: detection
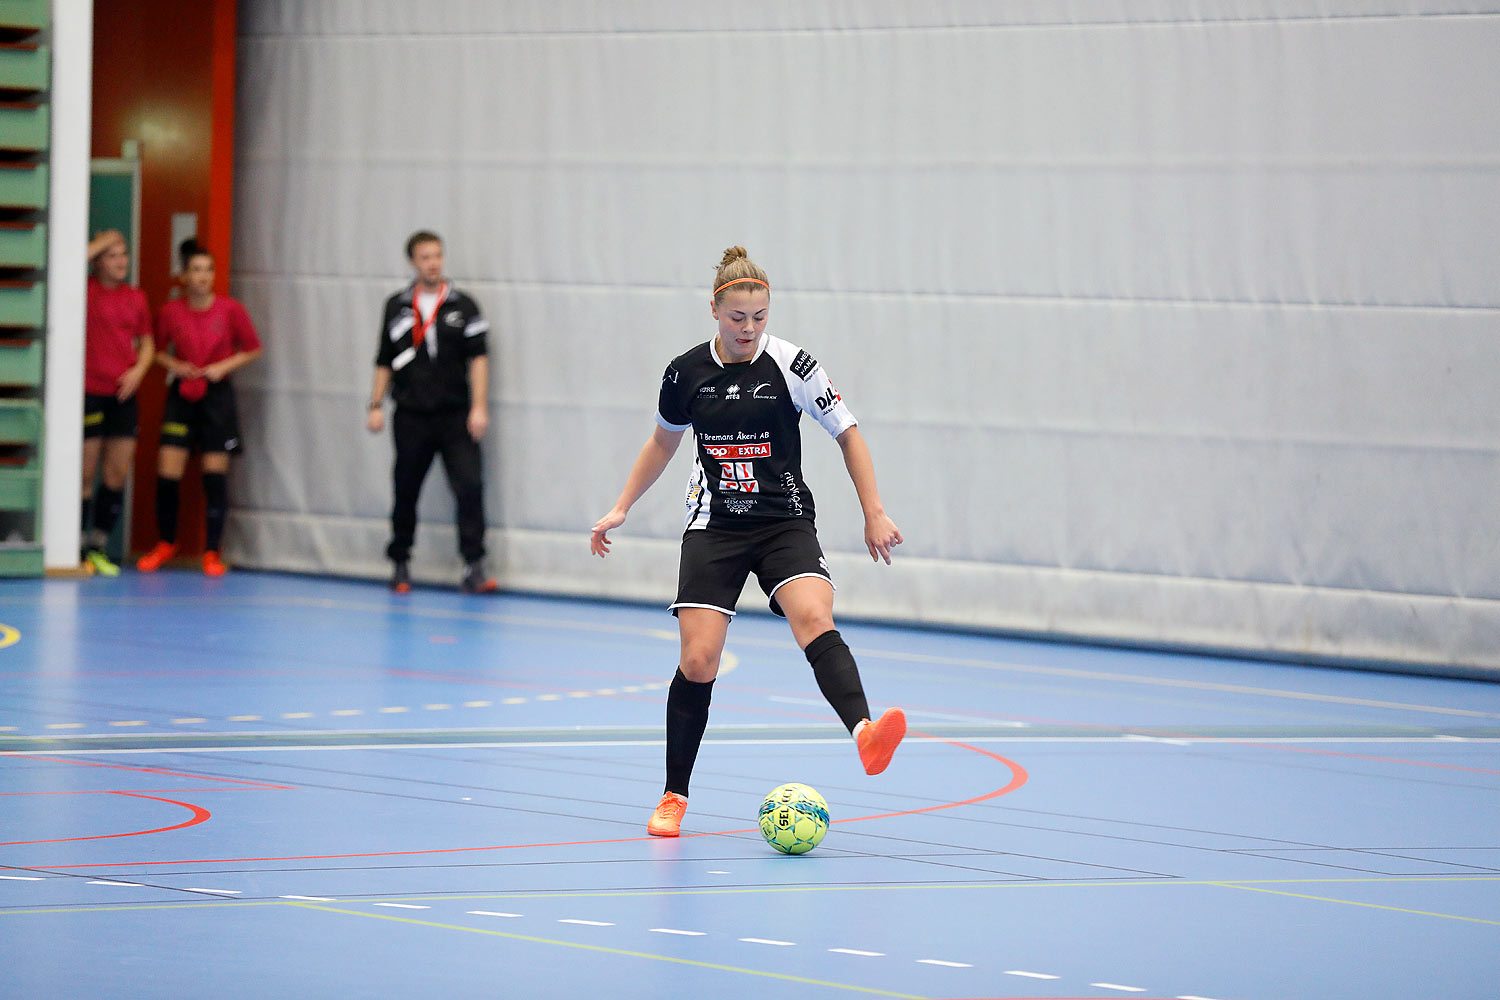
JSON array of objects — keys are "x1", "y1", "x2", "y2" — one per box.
[{"x1": 1, "y1": 572, "x2": 1497, "y2": 999}]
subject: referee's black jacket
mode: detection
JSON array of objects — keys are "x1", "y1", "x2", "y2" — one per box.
[{"x1": 376, "y1": 283, "x2": 490, "y2": 412}]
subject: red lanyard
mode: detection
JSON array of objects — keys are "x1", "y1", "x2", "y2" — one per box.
[{"x1": 411, "y1": 282, "x2": 449, "y2": 348}]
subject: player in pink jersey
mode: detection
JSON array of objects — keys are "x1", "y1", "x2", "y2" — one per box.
[
  {"x1": 136, "y1": 241, "x2": 262, "y2": 577},
  {"x1": 81, "y1": 230, "x2": 154, "y2": 576}
]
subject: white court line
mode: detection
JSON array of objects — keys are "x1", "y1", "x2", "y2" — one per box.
[
  {"x1": 558, "y1": 919, "x2": 613, "y2": 926},
  {"x1": 1006, "y1": 970, "x2": 1060, "y2": 979},
  {"x1": 651, "y1": 928, "x2": 706, "y2": 936},
  {"x1": 469, "y1": 911, "x2": 522, "y2": 918},
  {"x1": 829, "y1": 948, "x2": 884, "y2": 956},
  {"x1": 740, "y1": 938, "x2": 795, "y2": 946},
  {"x1": 188, "y1": 889, "x2": 242, "y2": 895},
  {"x1": 5, "y1": 736, "x2": 1497, "y2": 756},
  {"x1": 918, "y1": 959, "x2": 973, "y2": 968},
  {"x1": 86, "y1": 880, "x2": 140, "y2": 886},
  {"x1": 1093, "y1": 984, "x2": 1147, "y2": 992},
  {"x1": 374, "y1": 903, "x2": 429, "y2": 910},
  {"x1": 280, "y1": 895, "x2": 335, "y2": 901},
  {"x1": 0, "y1": 875, "x2": 44, "y2": 881}
]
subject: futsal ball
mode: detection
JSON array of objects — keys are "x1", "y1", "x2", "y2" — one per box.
[{"x1": 758, "y1": 782, "x2": 830, "y2": 855}]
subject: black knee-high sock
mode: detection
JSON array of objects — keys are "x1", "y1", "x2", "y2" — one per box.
[
  {"x1": 804, "y1": 629, "x2": 870, "y2": 734},
  {"x1": 94, "y1": 485, "x2": 124, "y2": 536},
  {"x1": 81, "y1": 494, "x2": 94, "y2": 535},
  {"x1": 664, "y1": 668, "x2": 714, "y2": 797},
  {"x1": 155, "y1": 478, "x2": 181, "y2": 545},
  {"x1": 202, "y1": 472, "x2": 227, "y2": 551}
]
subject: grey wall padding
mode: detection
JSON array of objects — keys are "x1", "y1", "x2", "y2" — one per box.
[{"x1": 228, "y1": 2, "x2": 1500, "y2": 674}]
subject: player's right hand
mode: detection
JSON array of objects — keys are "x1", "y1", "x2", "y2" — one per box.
[{"x1": 590, "y1": 510, "x2": 626, "y2": 557}]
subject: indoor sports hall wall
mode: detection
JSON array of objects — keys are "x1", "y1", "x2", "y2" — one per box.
[{"x1": 226, "y1": 2, "x2": 1500, "y2": 674}]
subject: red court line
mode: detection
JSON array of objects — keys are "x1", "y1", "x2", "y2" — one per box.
[
  {"x1": 0, "y1": 792, "x2": 210, "y2": 847},
  {"x1": 31, "y1": 733, "x2": 1027, "y2": 869}
]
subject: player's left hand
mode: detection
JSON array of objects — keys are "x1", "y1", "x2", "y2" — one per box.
[
  {"x1": 116, "y1": 367, "x2": 144, "y2": 401},
  {"x1": 468, "y1": 406, "x2": 488, "y2": 441},
  {"x1": 203, "y1": 360, "x2": 230, "y2": 383},
  {"x1": 864, "y1": 512, "x2": 903, "y2": 564},
  {"x1": 590, "y1": 509, "x2": 626, "y2": 558}
]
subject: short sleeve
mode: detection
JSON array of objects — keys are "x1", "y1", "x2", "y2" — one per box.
[
  {"x1": 655, "y1": 361, "x2": 692, "y2": 431},
  {"x1": 133, "y1": 291, "x2": 153, "y2": 340},
  {"x1": 376, "y1": 297, "x2": 397, "y2": 366},
  {"x1": 228, "y1": 300, "x2": 262, "y2": 353},
  {"x1": 795, "y1": 359, "x2": 857, "y2": 440},
  {"x1": 461, "y1": 298, "x2": 489, "y2": 358}
]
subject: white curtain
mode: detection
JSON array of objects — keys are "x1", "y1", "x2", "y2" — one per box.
[{"x1": 228, "y1": 2, "x2": 1500, "y2": 674}]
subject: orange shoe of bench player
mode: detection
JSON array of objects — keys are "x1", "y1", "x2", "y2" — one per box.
[
  {"x1": 647, "y1": 791, "x2": 687, "y2": 837},
  {"x1": 202, "y1": 550, "x2": 227, "y2": 577},
  {"x1": 856, "y1": 707, "x2": 907, "y2": 776},
  {"x1": 135, "y1": 541, "x2": 177, "y2": 573}
]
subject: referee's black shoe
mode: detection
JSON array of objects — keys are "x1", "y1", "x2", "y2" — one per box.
[
  {"x1": 390, "y1": 560, "x2": 411, "y2": 594},
  {"x1": 461, "y1": 562, "x2": 498, "y2": 594}
]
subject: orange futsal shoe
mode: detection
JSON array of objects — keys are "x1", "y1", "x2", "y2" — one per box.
[
  {"x1": 856, "y1": 707, "x2": 907, "y2": 776},
  {"x1": 135, "y1": 541, "x2": 177, "y2": 573},
  {"x1": 647, "y1": 791, "x2": 688, "y2": 837},
  {"x1": 202, "y1": 550, "x2": 227, "y2": 577}
]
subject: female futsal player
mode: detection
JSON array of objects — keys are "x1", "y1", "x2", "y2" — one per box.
[
  {"x1": 590, "y1": 246, "x2": 906, "y2": 837},
  {"x1": 81, "y1": 229, "x2": 154, "y2": 575},
  {"x1": 136, "y1": 241, "x2": 262, "y2": 576}
]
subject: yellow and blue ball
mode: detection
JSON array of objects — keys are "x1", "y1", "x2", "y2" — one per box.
[{"x1": 758, "y1": 783, "x2": 830, "y2": 855}]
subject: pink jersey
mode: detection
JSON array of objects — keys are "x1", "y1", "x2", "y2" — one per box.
[
  {"x1": 84, "y1": 278, "x2": 152, "y2": 396},
  {"x1": 157, "y1": 295, "x2": 261, "y2": 369}
]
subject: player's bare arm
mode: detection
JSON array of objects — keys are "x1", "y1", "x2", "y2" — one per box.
[
  {"x1": 836, "y1": 425, "x2": 903, "y2": 564},
  {"x1": 591, "y1": 424, "x2": 685, "y2": 557}
]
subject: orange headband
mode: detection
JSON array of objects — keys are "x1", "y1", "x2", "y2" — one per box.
[{"x1": 713, "y1": 277, "x2": 769, "y2": 296}]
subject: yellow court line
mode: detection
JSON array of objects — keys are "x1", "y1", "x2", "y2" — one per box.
[
  {"x1": 289, "y1": 874, "x2": 1500, "y2": 909},
  {"x1": 284, "y1": 902, "x2": 928, "y2": 999},
  {"x1": 1208, "y1": 881, "x2": 1500, "y2": 926},
  {"x1": 0, "y1": 623, "x2": 19, "y2": 649}
]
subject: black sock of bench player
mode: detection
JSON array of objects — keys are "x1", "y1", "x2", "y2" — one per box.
[
  {"x1": 155, "y1": 477, "x2": 181, "y2": 545},
  {"x1": 202, "y1": 472, "x2": 228, "y2": 551},
  {"x1": 664, "y1": 667, "x2": 714, "y2": 797},
  {"x1": 94, "y1": 485, "x2": 124, "y2": 537},
  {"x1": 804, "y1": 629, "x2": 870, "y2": 734}
]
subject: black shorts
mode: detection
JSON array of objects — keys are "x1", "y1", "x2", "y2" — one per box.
[
  {"x1": 160, "y1": 379, "x2": 243, "y2": 454},
  {"x1": 672, "y1": 518, "x2": 834, "y2": 618},
  {"x1": 83, "y1": 393, "x2": 139, "y2": 439}
]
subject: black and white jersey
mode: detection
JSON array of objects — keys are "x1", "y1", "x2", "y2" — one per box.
[
  {"x1": 375, "y1": 283, "x2": 489, "y2": 412},
  {"x1": 657, "y1": 334, "x2": 857, "y2": 531}
]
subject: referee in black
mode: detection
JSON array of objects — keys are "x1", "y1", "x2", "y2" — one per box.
[{"x1": 366, "y1": 230, "x2": 497, "y2": 593}]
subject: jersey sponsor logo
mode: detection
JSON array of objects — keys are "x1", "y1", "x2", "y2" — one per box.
[
  {"x1": 719, "y1": 461, "x2": 760, "y2": 493},
  {"x1": 815, "y1": 382, "x2": 842, "y2": 413},
  {"x1": 724, "y1": 496, "x2": 757, "y2": 514},
  {"x1": 703, "y1": 441, "x2": 771, "y2": 460},
  {"x1": 782, "y1": 471, "x2": 804, "y2": 516},
  {"x1": 726, "y1": 383, "x2": 741, "y2": 400},
  {"x1": 790, "y1": 350, "x2": 818, "y2": 380},
  {"x1": 751, "y1": 381, "x2": 777, "y2": 399},
  {"x1": 698, "y1": 385, "x2": 717, "y2": 395},
  {"x1": 443, "y1": 309, "x2": 464, "y2": 326}
]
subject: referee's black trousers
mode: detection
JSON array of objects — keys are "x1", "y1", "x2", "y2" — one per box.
[{"x1": 387, "y1": 406, "x2": 487, "y2": 565}]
